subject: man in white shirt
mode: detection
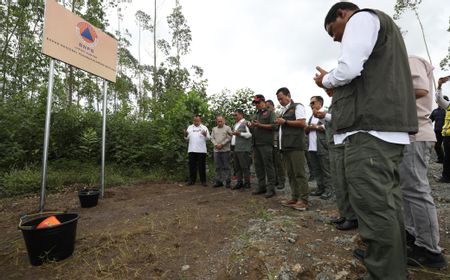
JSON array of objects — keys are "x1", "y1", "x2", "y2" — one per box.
[
  {"x1": 306, "y1": 96, "x2": 333, "y2": 201},
  {"x1": 184, "y1": 115, "x2": 210, "y2": 186},
  {"x1": 313, "y1": 2, "x2": 418, "y2": 279}
]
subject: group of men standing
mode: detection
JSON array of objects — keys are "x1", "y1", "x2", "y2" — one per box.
[{"x1": 185, "y1": 1, "x2": 447, "y2": 279}]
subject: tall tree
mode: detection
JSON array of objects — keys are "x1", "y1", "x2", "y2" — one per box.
[{"x1": 394, "y1": 0, "x2": 449, "y2": 71}]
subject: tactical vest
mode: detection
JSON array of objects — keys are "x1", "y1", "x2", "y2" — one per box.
[
  {"x1": 330, "y1": 9, "x2": 418, "y2": 134},
  {"x1": 252, "y1": 109, "x2": 275, "y2": 146},
  {"x1": 280, "y1": 102, "x2": 305, "y2": 151},
  {"x1": 234, "y1": 121, "x2": 252, "y2": 152}
]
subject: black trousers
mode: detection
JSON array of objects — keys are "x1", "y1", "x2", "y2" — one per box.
[
  {"x1": 434, "y1": 130, "x2": 444, "y2": 162},
  {"x1": 442, "y1": 136, "x2": 450, "y2": 180},
  {"x1": 188, "y1": 152, "x2": 206, "y2": 183}
]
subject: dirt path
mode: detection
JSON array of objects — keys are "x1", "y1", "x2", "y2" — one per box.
[{"x1": 0, "y1": 162, "x2": 449, "y2": 279}]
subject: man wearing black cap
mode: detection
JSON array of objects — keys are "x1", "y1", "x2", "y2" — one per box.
[{"x1": 249, "y1": 94, "x2": 277, "y2": 198}]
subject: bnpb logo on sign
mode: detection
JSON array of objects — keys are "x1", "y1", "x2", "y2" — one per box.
[{"x1": 76, "y1": 22, "x2": 98, "y2": 48}]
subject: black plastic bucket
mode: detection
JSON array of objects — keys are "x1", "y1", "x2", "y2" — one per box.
[
  {"x1": 19, "y1": 213, "x2": 80, "y2": 266},
  {"x1": 78, "y1": 188, "x2": 100, "y2": 208}
]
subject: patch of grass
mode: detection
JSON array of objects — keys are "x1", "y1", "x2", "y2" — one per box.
[
  {"x1": 260, "y1": 209, "x2": 273, "y2": 222},
  {"x1": 0, "y1": 160, "x2": 184, "y2": 198}
]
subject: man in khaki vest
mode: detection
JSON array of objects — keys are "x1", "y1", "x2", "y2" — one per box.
[{"x1": 314, "y1": 2, "x2": 418, "y2": 279}]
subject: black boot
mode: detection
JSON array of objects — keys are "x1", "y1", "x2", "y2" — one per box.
[{"x1": 232, "y1": 181, "x2": 243, "y2": 190}]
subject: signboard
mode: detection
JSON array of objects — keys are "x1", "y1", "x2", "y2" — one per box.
[{"x1": 42, "y1": 0, "x2": 118, "y2": 82}]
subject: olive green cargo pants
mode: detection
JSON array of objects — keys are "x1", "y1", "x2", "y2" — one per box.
[{"x1": 344, "y1": 133, "x2": 407, "y2": 280}]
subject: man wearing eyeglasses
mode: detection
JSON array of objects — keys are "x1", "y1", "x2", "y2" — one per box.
[{"x1": 306, "y1": 96, "x2": 333, "y2": 200}]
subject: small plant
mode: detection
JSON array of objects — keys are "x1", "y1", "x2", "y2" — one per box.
[{"x1": 79, "y1": 128, "x2": 100, "y2": 161}]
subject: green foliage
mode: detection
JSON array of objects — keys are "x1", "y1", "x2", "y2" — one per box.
[
  {"x1": 393, "y1": 0, "x2": 422, "y2": 20},
  {"x1": 0, "y1": 0, "x2": 255, "y2": 197},
  {"x1": 209, "y1": 88, "x2": 255, "y2": 125},
  {"x1": 79, "y1": 128, "x2": 100, "y2": 161}
]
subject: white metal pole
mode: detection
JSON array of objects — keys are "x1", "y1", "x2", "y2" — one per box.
[
  {"x1": 39, "y1": 59, "x2": 55, "y2": 212},
  {"x1": 101, "y1": 81, "x2": 108, "y2": 198}
]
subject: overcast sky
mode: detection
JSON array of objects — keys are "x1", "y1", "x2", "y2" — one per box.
[{"x1": 109, "y1": 0, "x2": 449, "y2": 112}]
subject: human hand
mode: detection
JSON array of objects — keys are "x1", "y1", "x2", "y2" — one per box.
[
  {"x1": 252, "y1": 120, "x2": 260, "y2": 127},
  {"x1": 232, "y1": 131, "x2": 241, "y2": 136},
  {"x1": 184, "y1": 129, "x2": 188, "y2": 137},
  {"x1": 313, "y1": 109, "x2": 326, "y2": 119},
  {"x1": 275, "y1": 117, "x2": 286, "y2": 125},
  {"x1": 201, "y1": 130, "x2": 207, "y2": 136},
  {"x1": 215, "y1": 144, "x2": 223, "y2": 150},
  {"x1": 438, "y1": 76, "x2": 450, "y2": 89},
  {"x1": 313, "y1": 66, "x2": 328, "y2": 88}
]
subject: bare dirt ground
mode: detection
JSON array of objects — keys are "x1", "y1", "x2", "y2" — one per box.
[{"x1": 0, "y1": 161, "x2": 449, "y2": 280}]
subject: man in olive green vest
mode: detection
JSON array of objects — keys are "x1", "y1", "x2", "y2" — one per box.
[
  {"x1": 306, "y1": 96, "x2": 333, "y2": 200},
  {"x1": 249, "y1": 94, "x2": 277, "y2": 198},
  {"x1": 275, "y1": 87, "x2": 309, "y2": 210},
  {"x1": 266, "y1": 99, "x2": 286, "y2": 190},
  {"x1": 314, "y1": 90, "x2": 357, "y2": 230},
  {"x1": 314, "y1": 2, "x2": 418, "y2": 279},
  {"x1": 230, "y1": 109, "x2": 253, "y2": 190}
]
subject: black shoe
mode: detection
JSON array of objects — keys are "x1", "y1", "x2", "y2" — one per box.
[
  {"x1": 213, "y1": 181, "x2": 224, "y2": 188},
  {"x1": 408, "y1": 244, "x2": 448, "y2": 269},
  {"x1": 225, "y1": 180, "x2": 231, "y2": 188},
  {"x1": 186, "y1": 181, "x2": 195, "y2": 186},
  {"x1": 231, "y1": 181, "x2": 243, "y2": 190},
  {"x1": 264, "y1": 191, "x2": 276, "y2": 198},
  {"x1": 201, "y1": 182, "x2": 208, "y2": 187},
  {"x1": 276, "y1": 182, "x2": 285, "y2": 190},
  {"x1": 336, "y1": 219, "x2": 358, "y2": 230},
  {"x1": 252, "y1": 189, "x2": 266, "y2": 195},
  {"x1": 330, "y1": 217, "x2": 345, "y2": 224},
  {"x1": 320, "y1": 192, "x2": 332, "y2": 200},
  {"x1": 243, "y1": 182, "x2": 251, "y2": 189},
  {"x1": 310, "y1": 190, "x2": 324, "y2": 196},
  {"x1": 353, "y1": 248, "x2": 365, "y2": 262}
]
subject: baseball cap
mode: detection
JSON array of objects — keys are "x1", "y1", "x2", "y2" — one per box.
[{"x1": 252, "y1": 94, "x2": 266, "y2": 104}]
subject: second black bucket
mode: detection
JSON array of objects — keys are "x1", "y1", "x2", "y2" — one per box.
[
  {"x1": 19, "y1": 213, "x2": 80, "y2": 266},
  {"x1": 78, "y1": 188, "x2": 100, "y2": 208}
]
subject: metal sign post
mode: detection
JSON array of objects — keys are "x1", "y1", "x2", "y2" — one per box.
[
  {"x1": 101, "y1": 81, "x2": 108, "y2": 199},
  {"x1": 39, "y1": 59, "x2": 55, "y2": 212}
]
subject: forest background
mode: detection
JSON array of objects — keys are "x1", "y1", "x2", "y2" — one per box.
[{"x1": 0, "y1": 0, "x2": 449, "y2": 198}]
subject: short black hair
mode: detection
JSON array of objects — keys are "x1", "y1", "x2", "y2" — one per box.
[
  {"x1": 234, "y1": 109, "x2": 245, "y2": 115},
  {"x1": 324, "y1": 2, "x2": 359, "y2": 30},
  {"x1": 276, "y1": 87, "x2": 290, "y2": 96},
  {"x1": 193, "y1": 114, "x2": 202, "y2": 119},
  {"x1": 266, "y1": 100, "x2": 275, "y2": 106},
  {"x1": 311, "y1": 96, "x2": 324, "y2": 105}
]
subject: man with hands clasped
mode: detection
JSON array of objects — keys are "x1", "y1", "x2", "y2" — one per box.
[
  {"x1": 184, "y1": 115, "x2": 210, "y2": 187},
  {"x1": 275, "y1": 87, "x2": 309, "y2": 211}
]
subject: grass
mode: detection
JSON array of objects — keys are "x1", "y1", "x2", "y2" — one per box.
[{"x1": 0, "y1": 160, "x2": 185, "y2": 198}]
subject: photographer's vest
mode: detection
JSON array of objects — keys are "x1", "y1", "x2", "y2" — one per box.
[
  {"x1": 252, "y1": 109, "x2": 275, "y2": 146},
  {"x1": 331, "y1": 9, "x2": 418, "y2": 134},
  {"x1": 234, "y1": 120, "x2": 252, "y2": 152},
  {"x1": 280, "y1": 102, "x2": 305, "y2": 151}
]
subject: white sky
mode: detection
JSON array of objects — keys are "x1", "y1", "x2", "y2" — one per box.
[{"x1": 107, "y1": 0, "x2": 450, "y2": 113}]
